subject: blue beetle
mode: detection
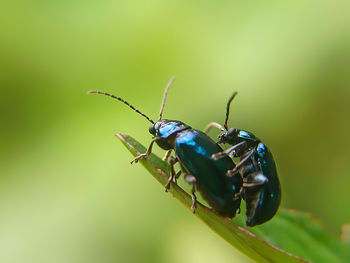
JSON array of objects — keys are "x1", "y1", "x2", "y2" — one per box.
[{"x1": 205, "y1": 93, "x2": 281, "y2": 226}]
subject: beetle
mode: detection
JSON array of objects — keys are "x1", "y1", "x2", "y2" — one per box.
[
  {"x1": 204, "y1": 92, "x2": 281, "y2": 226},
  {"x1": 88, "y1": 78, "x2": 243, "y2": 218}
]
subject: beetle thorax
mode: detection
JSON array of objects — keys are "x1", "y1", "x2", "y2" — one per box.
[{"x1": 218, "y1": 128, "x2": 240, "y2": 144}]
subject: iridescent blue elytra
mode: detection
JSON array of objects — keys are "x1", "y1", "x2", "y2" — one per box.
[{"x1": 150, "y1": 120, "x2": 242, "y2": 218}]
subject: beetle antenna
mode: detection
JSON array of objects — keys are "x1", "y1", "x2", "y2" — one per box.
[
  {"x1": 224, "y1": 92, "x2": 238, "y2": 130},
  {"x1": 88, "y1": 90, "x2": 155, "y2": 124},
  {"x1": 158, "y1": 76, "x2": 175, "y2": 121}
]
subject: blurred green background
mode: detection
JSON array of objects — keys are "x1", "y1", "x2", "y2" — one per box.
[{"x1": 1, "y1": 0, "x2": 349, "y2": 262}]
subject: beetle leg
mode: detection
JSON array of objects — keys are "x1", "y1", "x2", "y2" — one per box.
[
  {"x1": 204, "y1": 122, "x2": 226, "y2": 134},
  {"x1": 211, "y1": 141, "x2": 246, "y2": 160},
  {"x1": 191, "y1": 184, "x2": 197, "y2": 213},
  {"x1": 162, "y1": 150, "x2": 172, "y2": 161},
  {"x1": 226, "y1": 148, "x2": 255, "y2": 177},
  {"x1": 184, "y1": 174, "x2": 197, "y2": 213},
  {"x1": 251, "y1": 151, "x2": 259, "y2": 170},
  {"x1": 131, "y1": 139, "x2": 157, "y2": 164},
  {"x1": 243, "y1": 172, "x2": 268, "y2": 188},
  {"x1": 174, "y1": 170, "x2": 182, "y2": 184},
  {"x1": 239, "y1": 163, "x2": 255, "y2": 177},
  {"x1": 165, "y1": 156, "x2": 178, "y2": 192},
  {"x1": 233, "y1": 185, "x2": 244, "y2": 200}
]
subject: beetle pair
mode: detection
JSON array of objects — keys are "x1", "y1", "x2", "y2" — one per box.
[{"x1": 89, "y1": 78, "x2": 281, "y2": 226}]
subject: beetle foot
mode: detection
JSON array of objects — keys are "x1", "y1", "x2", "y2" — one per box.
[
  {"x1": 130, "y1": 153, "x2": 147, "y2": 164},
  {"x1": 191, "y1": 197, "x2": 197, "y2": 213},
  {"x1": 165, "y1": 182, "x2": 170, "y2": 192}
]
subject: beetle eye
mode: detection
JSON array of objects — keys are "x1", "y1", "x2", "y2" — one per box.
[
  {"x1": 218, "y1": 133, "x2": 226, "y2": 143},
  {"x1": 149, "y1": 124, "x2": 156, "y2": 135}
]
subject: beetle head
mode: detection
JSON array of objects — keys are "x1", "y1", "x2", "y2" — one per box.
[{"x1": 149, "y1": 120, "x2": 190, "y2": 150}]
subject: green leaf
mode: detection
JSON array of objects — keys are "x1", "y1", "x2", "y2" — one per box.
[{"x1": 116, "y1": 133, "x2": 350, "y2": 263}]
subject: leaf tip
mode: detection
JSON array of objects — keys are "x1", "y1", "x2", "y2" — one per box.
[{"x1": 115, "y1": 132, "x2": 126, "y2": 139}]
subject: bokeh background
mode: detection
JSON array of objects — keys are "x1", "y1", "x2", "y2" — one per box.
[{"x1": 1, "y1": 1, "x2": 350, "y2": 262}]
